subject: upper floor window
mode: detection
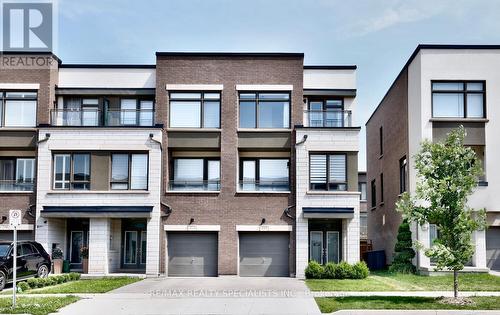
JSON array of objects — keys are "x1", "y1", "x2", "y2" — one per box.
[
  {"x1": 399, "y1": 156, "x2": 407, "y2": 194},
  {"x1": 358, "y1": 182, "x2": 367, "y2": 201},
  {"x1": 0, "y1": 91, "x2": 37, "y2": 127},
  {"x1": 239, "y1": 92, "x2": 290, "y2": 129},
  {"x1": 53, "y1": 153, "x2": 90, "y2": 190},
  {"x1": 119, "y1": 99, "x2": 154, "y2": 126},
  {"x1": 111, "y1": 153, "x2": 148, "y2": 190},
  {"x1": 310, "y1": 153, "x2": 347, "y2": 191},
  {"x1": 170, "y1": 158, "x2": 220, "y2": 191},
  {"x1": 169, "y1": 92, "x2": 220, "y2": 128},
  {"x1": 0, "y1": 158, "x2": 35, "y2": 191},
  {"x1": 380, "y1": 173, "x2": 384, "y2": 203},
  {"x1": 432, "y1": 81, "x2": 485, "y2": 118},
  {"x1": 379, "y1": 126, "x2": 383, "y2": 156},
  {"x1": 308, "y1": 98, "x2": 350, "y2": 127},
  {"x1": 370, "y1": 179, "x2": 376, "y2": 208},
  {"x1": 239, "y1": 158, "x2": 289, "y2": 191}
]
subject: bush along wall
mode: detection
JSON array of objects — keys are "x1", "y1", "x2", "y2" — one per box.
[
  {"x1": 305, "y1": 261, "x2": 369, "y2": 279},
  {"x1": 18, "y1": 272, "x2": 81, "y2": 292},
  {"x1": 389, "y1": 219, "x2": 416, "y2": 274}
]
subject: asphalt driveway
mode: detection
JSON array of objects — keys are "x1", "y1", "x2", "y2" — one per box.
[{"x1": 55, "y1": 277, "x2": 320, "y2": 315}]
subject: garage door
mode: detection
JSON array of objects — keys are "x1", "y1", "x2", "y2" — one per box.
[
  {"x1": 167, "y1": 232, "x2": 218, "y2": 277},
  {"x1": 486, "y1": 227, "x2": 500, "y2": 271},
  {"x1": 239, "y1": 232, "x2": 289, "y2": 277}
]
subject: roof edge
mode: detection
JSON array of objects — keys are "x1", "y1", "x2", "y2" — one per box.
[
  {"x1": 60, "y1": 64, "x2": 155, "y2": 69},
  {"x1": 304, "y1": 65, "x2": 357, "y2": 70},
  {"x1": 155, "y1": 52, "x2": 304, "y2": 57}
]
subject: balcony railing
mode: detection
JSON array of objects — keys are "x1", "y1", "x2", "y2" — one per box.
[
  {"x1": 0, "y1": 180, "x2": 34, "y2": 192},
  {"x1": 238, "y1": 180, "x2": 289, "y2": 192},
  {"x1": 50, "y1": 109, "x2": 155, "y2": 127},
  {"x1": 168, "y1": 180, "x2": 221, "y2": 192},
  {"x1": 304, "y1": 110, "x2": 352, "y2": 127}
]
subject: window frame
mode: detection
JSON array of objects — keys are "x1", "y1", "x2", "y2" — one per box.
[
  {"x1": 370, "y1": 179, "x2": 376, "y2": 208},
  {"x1": 239, "y1": 157, "x2": 290, "y2": 190},
  {"x1": 238, "y1": 91, "x2": 291, "y2": 129},
  {"x1": 0, "y1": 91, "x2": 38, "y2": 127},
  {"x1": 52, "y1": 153, "x2": 91, "y2": 190},
  {"x1": 379, "y1": 126, "x2": 383, "y2": 156},
  {"x1": 380, "y1": 173, "x2": 384, "y2": 203},
  {"x1": 110, "y1": 152, "x2": 149, "y2": 191},
  {"x1": 0, "y1": 157, "x2": 36, "y2": 191},
  {"x1": 170, "y1": 157, "x2": 221, "y2": 188},
  {"x1": 358, "y1": 182, "x2": 367, "y2": 201},
  {"x1": 431, "y1": 80, "x2": 486, "y2": 119},
  {"x1": 308, "y1": 152, "x2": 348, "y2": 191},
  {"x1": 399, "y1": 156, "x2": 407, "y2": 194},
  {"x1": 168, "y1": 91, "x2": 221, "y2": 128}
]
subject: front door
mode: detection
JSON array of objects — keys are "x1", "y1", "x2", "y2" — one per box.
[
  {"x1": 121, "y1": 219, "x2": 147, "y2": 271},
  {"x1": 309, "y1": 230, "x2": 340, "y2": 264}
]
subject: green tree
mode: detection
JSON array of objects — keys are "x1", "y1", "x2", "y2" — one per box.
[
  {"x1": 396, "y1": 126, "x2": 486, "y2": 298},
  {"x1": 389, "y1": 220, "x2": 416, "y2": 274}
]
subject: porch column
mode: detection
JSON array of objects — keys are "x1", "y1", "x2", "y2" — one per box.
[
  {"x1": 295, "y1": 216, "x2": 309, "y2": 278},
  {"x1": 343, "y1": 217, "x2": 360, "y2": 264},
  {"x1": 88, "y1": 218, "x2": 110, "y2": 274},
  {"x1": 146, "y1": 215, "x2": 160, "y2": 275},
  {"x1": 473, "y1": 229, "x2": 487, "y2": 269},
  {"x1": 35, "y1": 217, "x2": 66, "y2": 255},
  {"x1": 417, "y1": 223, "x2": 431, "y2": 270}
]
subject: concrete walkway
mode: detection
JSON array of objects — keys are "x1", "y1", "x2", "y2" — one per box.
[
  {"x1": 52, "y1": 277, "x2": 321, "y2": 315},
  {"x1": 312, "y1": 291, "x2": 500, "y2": 297}
]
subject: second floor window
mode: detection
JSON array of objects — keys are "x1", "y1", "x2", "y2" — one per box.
[
  {"x1": 308, "y1": 99, "x2": 346, "y2": 127},
  {"x1": 0, "y1": 91, "x2": 37, "y2": 127},
  {"x1": 169, "y1": 92, "x2": 220, "y2": 128},
  {"x1": 0, "y1": 158, "x2": 35, "y2": 191},
  {"x1": 399, "y1": 156, "x2": 407, "y2": 193},
  {"x1": 309, "y1": 154, "x2": 347, "y2": 191},
  {"x1": 239, "y1": 92, "x2": 290, "y2": 129},
  {"x1": 371, "y1": 179, "x2": 376, "y2": 208},
  {"x1": 240, "y1": 158, "x2": 289, "y2": 191},
  {"x1": 53, "y1": 153, "x2": 90, "y2": 190},
  {"x1": 170, "y1": 158, "x2": 220, "y2": 191},
  {"x1": 358, "y1": 182, "x2": 367, "y2": 201},
  {"x1": 432, "y1": 81, "x2": 485, "y2": 118},
  {"x1": 111, "y1": 153, "x2": 148, "y2": 190}
]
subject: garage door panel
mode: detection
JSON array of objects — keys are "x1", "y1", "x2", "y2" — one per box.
[
  {"x1": 486, "y1": 227, "x2": 500, "y2": 271},
  {"x1": 168, "y1": 232, "x2": 218, "y2": 277},
  {"x1": 239, "y1": 232, "x2": 289, "y2": 277}
]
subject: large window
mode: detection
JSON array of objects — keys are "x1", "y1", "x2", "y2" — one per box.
[
  {"x1": 0, "y1": 91, "x2": 37, "y2": 127},
  {"x1": 399, "y1": 156, "x2": 407, "y2": 194},
  {"x1": 119, "y1": 99, "x2": 154, "y2": 126},
  {"x1": 53, "y1": 153, "x2": 90, "y2": 190},
  {"x1": 169, "y1": 92, "x2": 220, "y2": 128},
  {"x1": 0, "y1": 158, "x2": 35, "y2": 191},
  {"x1": 239, "y1": 92, "x2": 290, "y2": 129},
  {"x1": 170, "y1": 158, "x2": 220, "y2": 191},
  {"x1": 432, "y1": 81, "x2": 485, "y2": 118},
  {"x1": 111, "y1": 153, "x2": 148, "y2": 190},
  {"x1": 239, "y1": 158, "x2": 289, "y2": 191},
  {"x1": 358, "y1": 182, "x2": 367, "y2": 201},
  {"x1": 309, "y1": 154, "x2": 347, "y2": 191}
]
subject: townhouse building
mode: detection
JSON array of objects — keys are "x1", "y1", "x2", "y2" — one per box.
[
  {"x1": 0, "y1": 51, "x2": 360, "y2": 277},
  {"x1": 366, "y1": 44, "x2": 500, "y2": 273}
]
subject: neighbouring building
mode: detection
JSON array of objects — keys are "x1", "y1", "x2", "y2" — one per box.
[
  {"x1": 0, "y1": 51, "x2": 360, "y2": 277},
  {"x1": 358, "y1": 172, "x2": 370, "y2": 259},
  {"x1": 366, "y1": 44, "x2": 500, "y2": 273}
]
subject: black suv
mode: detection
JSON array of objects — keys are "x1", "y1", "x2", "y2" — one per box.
[{"x1": 0, "y1": 241, "x2": 51, "y2": 290}]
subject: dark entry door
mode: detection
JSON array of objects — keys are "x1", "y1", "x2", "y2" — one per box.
[
  {"x1": 121, "y1": 219, "x2": 147, "y2": 270},
  {"x1": 309, "y1": 230, "x2": 340, "y2": 264}
]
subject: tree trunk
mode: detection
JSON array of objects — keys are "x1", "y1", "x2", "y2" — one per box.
[{"x1": 453, "y1": 269, "x2": 458, "y2": 298}]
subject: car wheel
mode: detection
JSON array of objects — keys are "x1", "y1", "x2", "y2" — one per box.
[
  {"x1": 0, "y1": 271, "x2": 5, "y2": 291},
  {"x1": 37, "y1": 264, "x2": 49, "y2": 278}
]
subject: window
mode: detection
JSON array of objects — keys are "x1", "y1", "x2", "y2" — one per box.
[
  {"x1": 432, "y1": 81, "x2": 485, "y2": 118},
  {"x1": 309, "y1": 154, "x2": 347, "y2": 191},
  {"x1": 380, "y1": 173, "x2": 384, "y2": 203},
  {"x1": 360, "y1": 213, "x2": 368, "y2": 239},
  {"x1": 169, "y1": 92, "x2": 220, "y2": 128},
  {"x1": 358, "y1": 182, "x2": 367, "y2": 201},
  {"x1": 469, "y1": 145, "x2": 486, "y2": 182},
  {"x1": 0, "y1": 158, "x2": 35, "y2": 191},
  {"x1": 53, "y1": 153, "x2": 90, "y2": 190},
  {"x1": 111, "y1": 153, "x2": 148, "y2": 190},
  {"x1": 239, "y1": 158, "x2": 289, "y2": 191},
  {"x1": 379, "y1": 126, "x2": 383, "y2": 156},
  {"x1": 308, "y1": 99, "x2": 345, "y2": 127},
  {"x1": 371, "y1": 179, "x2": 376, "y2": 208},
  {"x1": 170, "y1": 158, "x2": 220, "y2": 191},
  {"x1": 119, "y1": 99, "x2": 154, "y2": 126},
  {"x1": 0, "y1": 91, "x2": 37, "y2": 127},
  {"x1": 239, "y1": 92, "x2": 290, "y2": 129},
  {"x1": 399, "y1": 156, "x2": 407, "y2": 193}
]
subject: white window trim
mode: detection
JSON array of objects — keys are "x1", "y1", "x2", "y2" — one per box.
[
  {"x1": 235, "y1": 225, "x2": 292, "y2": 232},
  {"x1": 164, "y1": 225, "x2": 220, "y2": 231},
  {"x1": 0, "y1": 83, "x2": 39, "y2": 90},
  {"x1": 236, "y1": 84, "x2": 293, "y2": 91},
  {"x1": 166, "y1": 84, "x2": 223, "y2": 91}
]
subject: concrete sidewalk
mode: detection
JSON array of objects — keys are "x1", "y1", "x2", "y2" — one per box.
[
  {"x1": 313, "y1": 291, "x2": 500, "y2": 297},
  {"x1": 330, "y1": 311, "x2": 500, "y2": 315}
]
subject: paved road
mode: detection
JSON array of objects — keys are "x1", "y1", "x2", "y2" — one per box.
[{"x1": 54, "y1": 277, "x2": 321, "y2": 315}]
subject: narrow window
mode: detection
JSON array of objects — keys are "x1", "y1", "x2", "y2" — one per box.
[
  {"x1": 380, "y1": 173, "x2": 384, "y2": 203},
  {"x1": 358, "y1": 182, "x2": 367, "y2": 201},
  {"x1": 379, "y1": 126, "x2": 383, "y2": 156},
  {"x1": 399, "y1": 156, "x2": 407, "y2": 193},
  {"x1": 371, "y1": 179, "x2": 376, "y2": 208}
]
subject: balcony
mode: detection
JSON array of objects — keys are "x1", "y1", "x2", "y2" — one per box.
[
  {"x1": 168, "y1": 180, "x2": 220, "y2": 192},
  {"x1": 238, "y1": 180, "x2": 289, "y2": 192},
  {"x1": 304, "y1": 110, "x2": 352, "y2": 128},
  {"x1": 0, "y1": 180, "x2": 34, "y2": 192},
  {"x1": 50, "y1": 109, "x2": 155, "y2": 127}
]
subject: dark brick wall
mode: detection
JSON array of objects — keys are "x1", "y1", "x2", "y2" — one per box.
[
  {"x1": 156, "y1": 55, "x2": 304, "y2": 275},
  {"x1": 366, "y1": 68, "x2": 409, "y2": 264}
]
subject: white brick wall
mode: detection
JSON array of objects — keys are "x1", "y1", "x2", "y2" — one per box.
[
  {"x1": 295, "y1": 129, "x2": 360, "y2": 278},
  {"x1": 89, "y1": 218, "x2": 110, "y2": 274},
  {"x1": 35, "y1": 128, "x2": 162, "y2": 275}
]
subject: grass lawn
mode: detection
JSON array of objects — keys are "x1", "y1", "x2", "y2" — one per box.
[
  {"x1": 306, "y1": 271, "x2": 500, "y2": 291},
  {"x1": 0, "y1": 296, "x2": 79, "y2": 315},
  {"x1": 315, "y1": 296, "x2": 500, "y2": 313},
  {"x1": 27, "y1": 277, "x2": 141, "y2": 294}
]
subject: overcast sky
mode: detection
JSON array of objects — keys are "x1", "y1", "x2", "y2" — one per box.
[{"x1": 57, "y1": 0, "x2": 500, "y2": 170}]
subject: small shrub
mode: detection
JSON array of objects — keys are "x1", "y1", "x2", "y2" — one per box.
[
  {"x1": 351, "y1": 261, "x2": 369, "y2": 279},
  {"x1": 305, "y1": 261, "x2": 324, "y2": 279},
  {"x1": 18, "y1": 281, "x2": 30, "y2": 291},
  {"x1": 323, "y1": 262, "x2": 336, "y2": 279},
  {"x1": 334, "y1": 261, "x2": 354, "y2": 279},
  {"x1": 27, "y1": 278, "x2": 38, "y2": 288},
  {"x1": 389, "y1": 220, "x2": 416, "y2": 274},
  {"x1": 46, "y1": 277, "x2": 57, "y2": 286},
  {"x1": 37, "y1": 278, "x2": 48, "y2": 287},
  {"x1": 69, "y1": 272, "x2": 81, "y2": 281},
  {"x1": 63, "y1": 274, "x2": 72, "y2": 282}
]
